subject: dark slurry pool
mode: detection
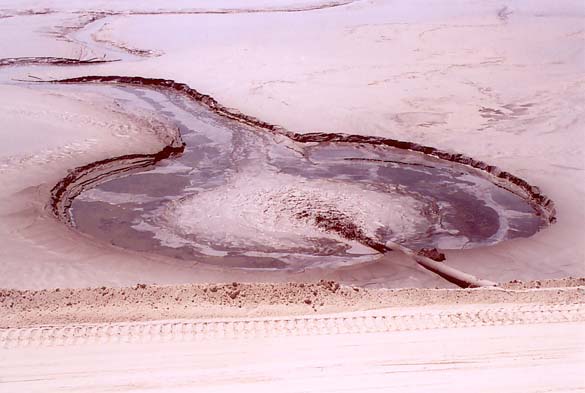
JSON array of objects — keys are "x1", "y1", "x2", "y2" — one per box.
[{"x1": 62, "y1": 84, "x2": 544, "y2": 270}]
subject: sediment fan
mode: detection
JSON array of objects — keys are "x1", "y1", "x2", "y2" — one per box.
[{"x1": 29, "y1": 76, "x2": 556, "y2": 287}]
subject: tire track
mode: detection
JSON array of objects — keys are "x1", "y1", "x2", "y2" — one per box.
[{"x1": 1, "y1": 303, "x2": 583, "y2": 348}]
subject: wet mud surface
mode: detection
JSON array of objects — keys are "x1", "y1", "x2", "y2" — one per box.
[{"x1": 47, "y1": 82, "x2": 547, "y2": 270}]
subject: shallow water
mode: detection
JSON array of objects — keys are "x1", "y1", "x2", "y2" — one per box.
[{"x1": 67, "y1": 84, "x2": 543, "y2": 270}]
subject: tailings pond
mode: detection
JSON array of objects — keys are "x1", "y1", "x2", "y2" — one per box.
[{"x1": 61, "y1": 84, "x2": 544, "y2": 270}]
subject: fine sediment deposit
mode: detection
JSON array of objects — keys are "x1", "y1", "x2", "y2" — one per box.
[{"x1": 44, "y1": 77, "x2": 554, "y2": 274}]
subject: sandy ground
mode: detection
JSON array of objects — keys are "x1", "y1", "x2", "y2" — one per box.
[
  {"x1": 2, "y1": 323, "x2": 584, "y2": 393},
  {"x1": 0, "y1": 1, "x2": 584, "y2": 391},
  {"x1": 1, "y1": 279, "x2": 583, "y2": 327},
  {"x1": 2, "y1": 280, "x2": 585, "y2": 391},
  {"x1": 1, "y1": 302, "x2": 584, "y2": 392},
  {"x1": 6, "y1": 323, "x2": 585, "y2": 393},
  {"x1": 0, "y1": 0, "x2": 583, "y2": 289}
]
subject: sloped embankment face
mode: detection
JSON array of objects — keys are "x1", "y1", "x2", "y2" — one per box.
[{"x1": 47, "y1": 77, "x2": 553, "y2": 271}]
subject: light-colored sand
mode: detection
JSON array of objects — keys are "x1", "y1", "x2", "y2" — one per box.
[
  {"x1": 0, "y1": 84, "x2": 232, "y2": 289},
  {"x1": 1, "y1": 279, "x2": 583, "y2": 328},
  {"x1": 0, "y1": 0, "x2": 583, "y2": 289},
  {"x1": 1, "y1": 303, "x2": 584, "y2": 392},
  {"x1": 0, "y1": 2, "x2": 584, "y2": 391}
]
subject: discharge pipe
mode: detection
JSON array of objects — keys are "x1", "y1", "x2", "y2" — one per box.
[{"x1": 385, "y1": 241, "x2": 497, "y2": 288}]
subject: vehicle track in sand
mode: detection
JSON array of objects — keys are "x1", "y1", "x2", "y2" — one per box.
[{"x1": 2, "y1": 303, "x2": 583, "y2": 349}]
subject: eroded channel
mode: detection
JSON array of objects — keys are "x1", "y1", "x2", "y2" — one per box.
[{"x1": 48, "y1": 81, "x2": 547, "y2": 271}]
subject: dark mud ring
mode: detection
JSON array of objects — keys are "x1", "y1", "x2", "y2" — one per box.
[{"x1": 47, "y1": 75, "x2": 556, "y2": 236}]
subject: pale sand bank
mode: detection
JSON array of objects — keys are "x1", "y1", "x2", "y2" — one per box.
[
  {"x1": 2, "y1": 319, "x2": 583, "y2": 392},
  {"x1": 2, "y1": 283, "x2": 584, "y2": 391},
  {"x1": 1, "y1": 279, "x2": 583, "y2": 328}
]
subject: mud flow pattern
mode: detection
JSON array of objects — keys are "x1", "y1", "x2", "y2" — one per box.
[{"x1": 51, "y1": 84, "x2": 544, "y2": 270}]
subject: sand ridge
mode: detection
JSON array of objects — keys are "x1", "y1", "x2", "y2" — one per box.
[{"x1": 1, "y1": 279, "x2": 583, "y2": 328}]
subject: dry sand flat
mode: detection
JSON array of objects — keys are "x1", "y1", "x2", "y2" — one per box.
[
  {"x1": 1, "y1": 298, "x2": 584, "y2": 392},
  {"x1": 2, "y1": 321, "x2": 583, "y2": 393},
  {"x1": 1, "y1": 281, "x2": 584, "y2": 392}
]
